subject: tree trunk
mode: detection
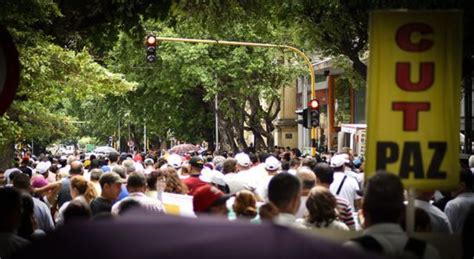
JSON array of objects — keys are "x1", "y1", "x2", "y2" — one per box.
[{"x1": 0, "y1": 140, "x2": 15, "y2": 169}]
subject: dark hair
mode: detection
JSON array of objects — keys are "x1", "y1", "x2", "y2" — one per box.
[
  {"x1": 363, "y1": 171, "x2": 404, "y2": 224},
  {"x1": 313, "y1": 163, "x2": 334, "y2": 184},
  {"x1": 249, "y1": 153, "x2": 258, "y2": 164},
  {"x1": 90, "y1": 159, "x2": 100, "y2": 169},
  {"x1": 108, "y1": 152, "x2": 119, "y2": 163},
  {"x1": 147, "y1": 170, "x2": 166, "y2": 190},
  {"x1": 289, "y1": 158, "x2": 300, "y2": 168},
  {"x1": 258, "y1": 153, "x2": 269, "y2": 164},
  {"x1": 49, "y1": 164, "x2": 59, "y2": 173},
  {"x1": 302, "y1": 157, "x2": 317, "y2": 169},
  {"x1": 291, "y1": 148, "x2": 302, "y2": 158},
  {"x1": 281, "y1": 161, "x2": 290, "y2": 171},
  {"x1": 461, "y1": 168, "x2": 473, "y2": 191},
  {"x1": 0, "y1": 187, "x2": 22, "y2": 229},
  {"x1": 63, "y1": 199, "x2": 92, "y2": 224},
  {"x1": 127, "y1": 172, "x2": 147, "y2": 188},
  {"x1": 119, "y1": 199, "x2": 141, "y2": 215},
  {"x1": 268, "y1": 173, "x2": 301, "y2": 210},
  {"x1": 12, "y1": 173, "x2": 31, "y2": 190},
  {"x1": 18, "y1": 192, "x2": 35, "y2": 240},
  {"x1": 305, "y1": 186, "x2": 338, "y2": 227},
  {"x1": 222, "y1": 158, "x2": 237, "y2": 175}
]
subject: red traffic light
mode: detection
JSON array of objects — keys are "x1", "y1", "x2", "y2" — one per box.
[
  {"x1": 308, "y1": 99, "x2": 320, "y2": 109},
  {"x1": 146, "y1": 35, "x2": 156, "y2": 46}
]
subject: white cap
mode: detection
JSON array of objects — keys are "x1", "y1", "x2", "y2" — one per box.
[
  {"x1": 199, "y1": 167, "x2": 226, "y2": 186},
  {"x1": 235, "y1": 153, "x2": 251, "y2": 167},
  {"x1": 330, "y1": 154, "x2": 349, "y2": 168},
  {"x1": 167, "y1": 154, "x2": 182, "y2": 169},
  {"x1": 35, "y1": 161, "x2": 50, "y2": 174},
  {"x1": 265, "y1": 156, "x2": 281, "y2": 171}
]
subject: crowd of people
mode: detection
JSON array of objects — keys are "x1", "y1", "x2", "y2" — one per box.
[{"x1": 1, "y1": 147, "x2": 474, "y2": 258}]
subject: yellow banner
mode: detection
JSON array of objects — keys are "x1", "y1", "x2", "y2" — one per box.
[{"x1": 366, "y1": 11, "x2": 462, "y2": 190}]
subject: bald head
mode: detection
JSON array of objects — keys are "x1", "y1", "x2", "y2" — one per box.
[
  {"x1": 69, "y1": 161, "x2": 84, "y2": 176},
  {"x1": 296, "y1": 166, "x2": 316, "y2": 192}
]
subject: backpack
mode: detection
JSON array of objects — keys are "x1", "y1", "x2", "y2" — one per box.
[{"x1": 351, "y1": 235, "x2": 426, "y2": 259}]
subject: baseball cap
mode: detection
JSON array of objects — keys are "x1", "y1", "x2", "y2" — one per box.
[
  {"x1": 265, "y1": 156, "x2": 281, "y2": 171},
  {"x1": 31, "y1": 176, "x2": 49, "y2": 188},
  {"x1": 330, "y1": 154, "x2": 348, "y2": 168},
  {"x1": 167, "y1": 154, "x2": 183, "y2": 169},
  {"x1": 99, "y1": 172, "x2": 126, "y2": 186},
  {"x1": 199, "y1": 167, "x2": 226, "y2": 186},
  {"x1": 235, "y1": 153, "x2": 251, "y2": 167},
  {"x1": 193, "y1": 185, "x2": 231, "y2": 213},
  {"x1": 35, "y1": 162, "x2": 50, "y2": 174},
  {"x1": 189, "y1": 156, "x2": 204, "y2": 169},
  {"x1": 144, "y1": 158, "x2": 154, "y2": 165}
]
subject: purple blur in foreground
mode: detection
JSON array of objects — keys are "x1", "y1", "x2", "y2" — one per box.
[{"x1": 13, "y1": 209, "x2": 377, "y2": 259}]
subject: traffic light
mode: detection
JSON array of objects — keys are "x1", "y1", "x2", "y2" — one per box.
[
  {"x1": 296, "y1": 108, "x2": 309, "y2": 129},
  {"x1": 308, "y1": 99, "x2": 320, "y2": 128},
  {"x1": 145, "y1": 34, "x2": 157, "y2": 63}
]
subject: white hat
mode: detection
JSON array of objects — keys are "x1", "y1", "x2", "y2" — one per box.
[
  {"x1": 35, "y1": 161, "x2": 50, "y2": 174},
  {"x1": 235, "y1": 153, "x2": 251, "y2": 167},
  {"x1": 330, "y1": 154, "x2": 348, "y2": 168},
  {"x1": 265, "y1": 156, "x2": 281, "y2": 171},
  {"x1": 199, "y1": 167, "x2": 226, "y2": 186},
  {"x1": 144, "y1": 158, "x2": 154, "y2": 165},
  {"x1": 167, "y1": 154, "x2": 182, "y2": 169}
]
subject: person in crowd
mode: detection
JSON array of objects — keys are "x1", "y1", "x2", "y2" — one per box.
[
  {"x1": 329, "y1": 154, "x2": 362, "y2": 211},
  {"x1": 144, "y1": 158, "x2": 155, "y2": 175},
  {"x1": 145, "y1": 170, "x2": 166, "y2": 199},
  {"x1": 111, "y1": 172, "x2": 163, "y2": 215},
  {"x1": 56, "y1": 175, "x2": 98, "y2": 224},
  {"x1": 233, "y1": 190, "x2": 258, "y2": 220},
  {"x1": 90, "y1": 172, "x2": 125, "y2": 216},
  {"x1": 0, "y1": 187, "x2": 30, "y2": 258},
  {"x1": 264, "y1": 173, "x2": 304, "y2": 228},
  {"x1": 112, "y1": 165, "x2": 129, "y2": 201},
  {"x1": 57, "y1": 161, "x2": 84, "y2": 208},
  {"x1": 298, "y1": 186, "x2": 349, "y2": 230},
  {"x1": 414, "y1": 190, "x2": 452, "y2": 234},
  {"x1": 182, "y1": 156, "x2": 208, "y2": 195},
  {"x1": 162, "y1": 167, "x2": 188, "y2": 194},
  {"x1": 295, "y1": 166, "x2": 316, "y2": 219},
  {"x1": 122, "y1": 159, "x2": 136, "y2": 175},
  {"x1": 344, "y1": 171, "x2": 440, "y2": 259},
  {"x1": 313, "y1": 163, "x2": 355, "y2": 230},
  {"x1": 47, "y1": 164, "x2": 59, "y2": 182},
  {"x1": 89, "y1": 168, "x2": 103, "y2": 196},
  {"x1": 445, "y1": 168, "x2": 474, "y2": 233},
  {"x1": 301, "y1": 156, "x2": 317, "y2": 170},
  {"x1": 62, "y1": 198, "x2": 92, "y2": 224},
  {"x1": 256, "y1": 156, "x2": 281, "y2": 202},
  {"x1": 223, "y1": 157, "x2": 243, "y2": 194},
  {"x1": 106, "y1": 152, "x2": 120, "y2": 171},
  {"x1": 287, "y1": 158, "x2": 301, "y2": 175},
  {"x1": 12, "y1": 173, "x2": 54, "y2": 233},
  {"x1": 17, "y1": 192, "x2": 45, "y2": 241},
  {"x1": 192, "y1": 185, "x2": 230, "y2": 217}
]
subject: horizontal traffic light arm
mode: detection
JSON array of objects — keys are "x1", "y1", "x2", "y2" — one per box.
[{"x1": 154, "y1": 36, "x2": 315, "y2": 99}]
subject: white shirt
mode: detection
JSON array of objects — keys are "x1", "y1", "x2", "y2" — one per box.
[
  {"x1": 297, "y1": 218, "x2": 349, "y2": 231},
  {"x1": 344, "y1": 223, "x2": 440, "y2": 259},
  {"x1": 414, "y1": 199, "x2": 452, "y2": 234},
  {"x1": 224, "y1": 173, "x2": 246, "y2": 195},
  {"x1": 444, "y1": 192, "x2": 474, "y2": 233},
  {"x1": 255, "y1": 174, "x2": 274, "y2": 202},
  {"x1": 295, "y1": 196, "x2": 309, "y2": 219},
  {"x1": 111, "y1": 192, "x2": 163, "y2": 215},
  {"x1": 274, "y1": 213, "x2": 306, "y2": 229},
  {"x1": 330, "y1": 172, "x2": 361, "y2": 211}
]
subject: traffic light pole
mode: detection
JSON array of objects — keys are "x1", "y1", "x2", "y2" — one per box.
[{"x1": 154, "y1": 36, "x2": 317, "y2": 156}]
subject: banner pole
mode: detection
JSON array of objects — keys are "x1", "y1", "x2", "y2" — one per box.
[{"x1": 406, "y1": 187, "x2": 416, "y2": 236}]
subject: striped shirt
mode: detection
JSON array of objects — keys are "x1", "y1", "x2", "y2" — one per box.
[{"x1": 336, "y1": 197, "x2": 355, "y2": 230}]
